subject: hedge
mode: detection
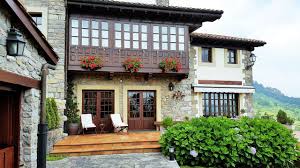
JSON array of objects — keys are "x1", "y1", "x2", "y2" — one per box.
[
  {"x1": 46, "y1": 98, "x2": 60, "y2": 130},
  {"x1": 159, "y1": 117, "x2": 298, "y2": 167}
]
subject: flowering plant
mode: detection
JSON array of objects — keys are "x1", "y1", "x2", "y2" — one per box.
[
  {"x1": 159, "y1": 57, "x2": 182, "y2": 72},
  {"x1": 123, "y1": 57, "x2": 143, "y2": 73},
  {"x1": 80, "y1": 56, "x2": 103, "y2": 70}
]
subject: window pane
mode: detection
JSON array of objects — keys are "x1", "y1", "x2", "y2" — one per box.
[
  {"x1": 179, "y1": 35, "x2": 184, "y2": 43},
  {"x1": 82, "y1": 38, "x2": 89, "y2": 45},
  {"x1": 124, "y1": 32, "x2": 130, "y2": 40},
  {"x1": 102, "y1": 31, "x2": 108, "y2": 38},
  {"x1": 170, "y1": 27, "x2": 176, "y2": 34},
  {"x1": 102, "y1": 39, "x2": 108, "y2": 47},
  {"x1": 115, "y1": 40, "x2": 121, "y2": 48},
  {"x1": 133, "y1": 41, "x2": 139, "y2": 49},
  {"x1": 115, "y1": 32, "x2": 121, "y2": 39},
  {"x1": 92, "y1": 30, "x2": 98, "y2": 38},
  {"x1": 36, "y1": 17, "x2": 42, "y2": 25},
  {"x1": 124, "y1": 40, "x2": 130, "y2": 48},
  {"x1": 72, "y1": 28, "x2": 78, "y2": 36},
  {"x1": 162, "y1": 35, "x2": 168, "y2": 42},
  {"x1": 133, "y1": 25, "x2": 139, "y2": 32},
  {"x1": 72, "y1": 37, "x2": 78, "y2": 45},
  {"x1": 115, "y1": 23, "x2": 121, "y2": 31},
  {"x1": 153, "y1": 26, "x2": 159, "y2": 33},
  {"x1": 82, "y1": 20, "x2": 89, "y2": 28},
  {"x1": 92, "y1": 21, "x2": 98, "y2": 29},
  {"x1": 170, "y1": 43, "x2": 176, "y2": 50},
  {"x1": 102, "y1": 22, "x2": 108, "y2": 30},
  {"x1": 179, "y1": 44, "x2": 184, "y2": 51},
  {"x1": 141, "y1": 34, "x2": 147, "y2": 41},
  {"x1": 72, "y1": 19, "x2": 78, "y2": 28},
  {"x1": 133, "y1": 33, "x2": 139, "y2": 41},
  {"x1": 170, "y1": 35, "x2": 176, "y2": 42},
  {"x1": 153, "y1": 34, "x2": 159, "y2": 42},
  {"x1": 162, "y1": 26, "x2": 168, "y2": 34},
  {"x1": 82, "y1": 29, "x2": 89, "y2": 37},
  {"x1": 124, "y1": 24, "x2": 130, "y2": 31},
  {"x1": 142, "y1": 42, "x2": 147, "y2": 49},
  {"x1": 179, "y1": 27, "x2": 184, "y2": 35},
  {"x1": 162, "y1": 43, "x2": 168, "y2": 50},
  {"x1": 141, "y1": 25, "x2": 147, "y2": 33},
  {"x1": 92, "y1": 39, "x2": 99, "y2": 46},
  {"x1": 153, "y1": 42, "x2": 159, "y2": 50}
]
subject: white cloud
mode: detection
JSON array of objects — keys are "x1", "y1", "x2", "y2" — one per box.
[{"x1": 119, "y1": 0, "x2": 300, "y2": 97}]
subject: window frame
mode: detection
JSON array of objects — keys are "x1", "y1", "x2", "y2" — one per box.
[
  {"x1": 201, "y1": 47, "x2": 212, "y2": 63},
  {"x1": 202, "y1": 93, "x2": 239, "y2": 117},
  {"x1": 227, "y1": 49, "x2": 237, "y2": 64}
]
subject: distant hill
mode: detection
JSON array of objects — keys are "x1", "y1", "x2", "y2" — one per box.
[{"x1": 253, "y1": 81, "x2": 300, "y2": 120}]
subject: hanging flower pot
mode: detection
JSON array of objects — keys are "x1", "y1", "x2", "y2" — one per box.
[
  {"x1": 80, "y1": 56, "x2": 103, "y2": 71},
  {"x1": 123, "y1": 57, "x2": 143, "y2": 73},
  {"x1": 159, "y1": 57, "x2": 182, "y2": 72}
]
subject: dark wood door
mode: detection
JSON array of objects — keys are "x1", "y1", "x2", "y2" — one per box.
[
  {"x1": 82, "y1": 90, "x2": 114, "y2": 132},
  {"x1": 0, "y1": 91, "x2": 20, "y2": 168},
  {"x1": 128, "y1": 91, "x2": 156, "y2": 130}
]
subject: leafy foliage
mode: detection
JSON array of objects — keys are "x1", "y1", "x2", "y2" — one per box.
[
  {"x1": 123, "y1": 57, "x2": 143, "y2": 73},
  {"x1": 160, "y1": 117, "x2": 298, "y2": 167},
  {"x1": 159, "y1": 57, "x2": 182, "y2": 72},
  {"x1": 65, "y1": 80, "x2": 80, "y2": 124},
  {"x1": 46, "y1": 98, "x2": 60, "y2": 130},
  {"x1": 162, "y1": 117, "x2": 174, "y2": 129}
]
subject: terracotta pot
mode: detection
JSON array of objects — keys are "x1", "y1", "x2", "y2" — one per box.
[{"x1": 68, "y1": 123, "x2": 79, "y2": 135}]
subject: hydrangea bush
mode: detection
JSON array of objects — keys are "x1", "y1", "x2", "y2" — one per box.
[{"x1": 159, "y1": 117, "x2": 298, "y2": 167}]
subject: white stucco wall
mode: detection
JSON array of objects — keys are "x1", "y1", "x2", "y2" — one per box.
[{"x1": 193, "y1": 46, "x2": 246, "y2": 83}]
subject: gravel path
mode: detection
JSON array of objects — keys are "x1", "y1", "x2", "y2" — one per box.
[{"x1": 47, "y1": 153, "x2": 179, "y2": 168}]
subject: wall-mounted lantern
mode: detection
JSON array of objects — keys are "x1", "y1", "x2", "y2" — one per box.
[
  {"x1": 168, "y1": 82, "x2": 174, "y2": 91},
  {"x1": 6, "y1": 28, "x2": 25, "y2": 56},
  {"x1": 245, "y1": 53, "x2": 256, "y2": 70}
]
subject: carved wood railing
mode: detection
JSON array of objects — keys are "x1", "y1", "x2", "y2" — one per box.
[{"x1": 68, "y1": 46, "x2": 189, "y2": 74}]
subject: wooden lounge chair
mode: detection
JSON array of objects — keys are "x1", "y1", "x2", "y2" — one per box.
[
  {"x1": 81, "y1": 114, "x2": 97, "y2": 134},
  {"x1": 110, "y1": 114, "x2": 128, "y2": 133}
]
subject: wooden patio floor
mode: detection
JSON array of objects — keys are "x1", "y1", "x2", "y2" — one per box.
[{"x1": 51, "y1": 131, "x2": 161, "y2": 156}]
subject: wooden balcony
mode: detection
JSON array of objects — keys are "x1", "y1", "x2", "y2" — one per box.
[{"x1": 68, "y1": 46, "x2": 189, "y2": 78}]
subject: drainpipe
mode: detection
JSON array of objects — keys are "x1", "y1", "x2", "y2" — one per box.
[{"x1": 37, "y1": 63, "x2": 56, "y2": 168}]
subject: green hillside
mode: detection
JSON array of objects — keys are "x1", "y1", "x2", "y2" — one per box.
[{"x1": 253, "y1": 81, "x2": 300, "y2": 129}]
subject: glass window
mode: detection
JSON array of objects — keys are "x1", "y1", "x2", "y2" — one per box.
[
  {"x1": 132, "y1": 24, "x2": 139, "y2": 49},
  {"x1": 114, "y1": 23, "x2": 122, "y2": 48},
  {"x1": 71, "y1": 19, "x2": 78, "y2": 45},
  {"x1": 203, "y1": 93, "x2": 239, "y2": 117},
  {"x1": 81, "y1": 20, "x2": 89, "y2": 45},
  {"x1": 202, "y1": 47, "x2": 212, "y2": 63},
  {"x1": 124, "y1": 24, "x2": 131, "y2": 49},
  {"x1": 228, "y1": 49, "x2": 237, "y2": 64},
  {"x1": 141, "y1": 25, "x2": 147, "y2": 49},
  {"x1": 30, "y1": 13, "x2": 42, "y2": 30},
  {"x1": 91, "y1": 21, "x2": 99, "y2": 47},
  {"x1": 178, "y1": 27, "x2": 185, "y2": 51}
]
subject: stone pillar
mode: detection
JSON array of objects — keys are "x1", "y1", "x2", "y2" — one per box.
[
  {"x1": 20, "y1": 89, "x2": 41, "y2": 168},
  {"x1": 242, "y1": 50, "x2": 254, "y2": 115},
  {"x1": 156, "y1": 0, "x2": 169, "y2": 6}
]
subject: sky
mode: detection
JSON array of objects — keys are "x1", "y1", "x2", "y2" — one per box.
[{"x1": 119, "y1": 0, "x2": 300, "y2": 97}]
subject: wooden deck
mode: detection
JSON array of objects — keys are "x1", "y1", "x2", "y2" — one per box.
[{"x1": 51, "y1": 131, "x2": 161, "y2": 156}]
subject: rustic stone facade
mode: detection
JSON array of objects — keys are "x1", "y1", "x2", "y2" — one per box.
[
  {"x1": 0, "y1": 2, "x2": 46, "y2": 167},
  {"x1": 242, "y1": 50, "x2": 254, "y2": 115}
]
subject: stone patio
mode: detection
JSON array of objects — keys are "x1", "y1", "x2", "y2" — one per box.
[{"x1": 47, "y1": 153, "x2": 179, "y2": 168}]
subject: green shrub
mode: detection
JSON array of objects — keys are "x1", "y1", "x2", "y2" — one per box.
[
  {"x1": 65, "y1": 81, "x2": 80, "y2": 124},
  {"x1": 160, "y1": 117, "x2": 298, "y2": 167},
  {"x1": 287, "y1": 117, "x2": 295, "y2": 125},
  {"x1": 162, "y1": 117, "x2": 174, "y2": 129},
  {"x1": 277, "y1": 110, "x2": 288, "y2": 124},
  {"x1": 46, "y1": 98, "x2": 60, "y2": 130}
]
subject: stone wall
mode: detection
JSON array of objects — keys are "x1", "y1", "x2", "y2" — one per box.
[{"x1": 242, "y1": 50, "x2": 254, "y2": 115}]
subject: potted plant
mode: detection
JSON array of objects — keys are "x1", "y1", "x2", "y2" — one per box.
[
  {"x1": 65, "y1": 80, "x2": 80, "y2": 135},
  {"x1": 159, "y1": 57, "x2": 182, "y2": 72},
  {"x1": 123, "y1": 57, "x2": 143, "y2": 73},
  {"x1": 80, "y1": 56, "x2": 103, "y2": 70}
]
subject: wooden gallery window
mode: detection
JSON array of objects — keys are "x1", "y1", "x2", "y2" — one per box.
[
  {"x1": 152, "y1": 26, "x2": 185, "y2": 51},
  {"x1": 201, "y1": 47, "x2": 212, "y2": 63},
  {"x1": 203, "y1": 93, "x2": 239, "y2": 117},
  {"x1": 228, "y1": 49, "x2": 237, "y2": 64}
]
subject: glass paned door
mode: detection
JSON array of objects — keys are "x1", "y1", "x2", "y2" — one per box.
[{"x1": 128, "y1": 91, "x2": 156, "y2": 130}]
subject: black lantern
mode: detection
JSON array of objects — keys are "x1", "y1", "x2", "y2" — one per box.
[
  {"x1": 168, "y1": 82, "x2": 174, "y2": 91},
  {"x1": 246, "y1": 53, "x2": 256, "y2": 70},
  {"x1": 6, "y1": 28, "x2": 25, "y2": 56}
]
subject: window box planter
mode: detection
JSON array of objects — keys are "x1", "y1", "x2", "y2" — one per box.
[
  {"x1": 123, "y1": 57, "x2": 143, "y2": 73},
  {"x1": 159, "y1": 57, "x2": 182, "y2": 72},
  {"x1": 80, "y1": 56, "x2": 103, "y2": 70}
]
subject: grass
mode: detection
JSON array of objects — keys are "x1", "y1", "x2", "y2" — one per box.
[
  {"x1": 181, "y1": 166, "x2": 207, "y2": 168},
  {"x1": 46, "y1": 154, "x2": 66, "y2": 161}
]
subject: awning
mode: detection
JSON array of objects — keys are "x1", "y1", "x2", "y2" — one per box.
[{"x1": 193, "y1": 85, "x2": 255, "y2": 93}]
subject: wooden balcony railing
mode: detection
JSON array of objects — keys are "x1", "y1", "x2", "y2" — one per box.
[{"x1": 68, "y1": 46, "x2": 189, "y2": 75}]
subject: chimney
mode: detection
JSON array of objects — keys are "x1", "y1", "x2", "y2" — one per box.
[{"x1": 156, "y1": 0, "x2": 169, "y2": 6}]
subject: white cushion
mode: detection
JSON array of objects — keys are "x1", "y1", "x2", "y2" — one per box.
[
  {"x1": 110, "y1": 114, "x2": 128, "y2": 128},
  {"x1": 81, "y1": 114, "x2": 96, "y2": 128}
]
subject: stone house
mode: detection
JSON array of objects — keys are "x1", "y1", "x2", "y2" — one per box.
[{"x1": 0, "y1": 0, "x2": 61, "y2": 167}]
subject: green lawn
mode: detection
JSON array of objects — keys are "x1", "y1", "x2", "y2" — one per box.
[{"x1": 46, "y1": 155, "x2": 66, "y2": 161}]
